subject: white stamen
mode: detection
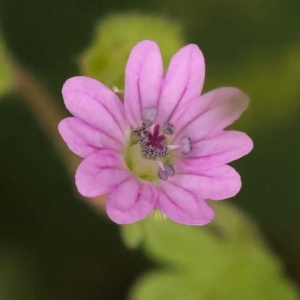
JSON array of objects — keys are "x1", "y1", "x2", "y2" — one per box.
[
  {"x1": 167, "y1": 144, "x2": 181, "y2": 150},
  {"x1": 149, "y1": 124, "x2": 155, "y2": 132},
  {"x1": 142, "y1": 107, "x2": 158, "y2": 122},
  {"x1": 157, "y1": 159, "x2": 165, "y2": 171},
  {"x1": 180, "y1": 136, "x2": 192, "y2": 154}
]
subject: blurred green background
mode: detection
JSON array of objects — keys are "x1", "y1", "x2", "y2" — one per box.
[{"x1": 0, "y1": 0, "x2": 300, "y2": 299}]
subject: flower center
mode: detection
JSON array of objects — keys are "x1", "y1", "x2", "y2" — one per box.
[
  {"x1": 133, "y1": 123, "x2": 170, "y2": 160},
  {"x1": 126, "y1": 107, "x2": 192, "y2": 182}
]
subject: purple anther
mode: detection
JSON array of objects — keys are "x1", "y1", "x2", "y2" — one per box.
[
  {"x1": 158, "y1": 164, "x2": 175, "y2": 181},
  {"x1": 158, "y1": 168, "x2": 169, "y2": 181},
  {"x1": 165, "y1": 164, "x2": 175, "y2": 177},
  {"x1": 180, "y1": 136, "x2": 192, "y2": 155},
  {"x1": 142, "y1": 107, "x2": 157, "y2": 122}
]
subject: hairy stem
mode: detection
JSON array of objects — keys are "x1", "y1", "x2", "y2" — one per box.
[{"x1": 12, "y1": 61, "x2": 107, "y2": 212}]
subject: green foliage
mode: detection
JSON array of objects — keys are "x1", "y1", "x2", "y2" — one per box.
[
  {"x1": 0, "y1": 32, "x2": 12, "y2": 96},
  {"x1": 205, "y1": 46, "x2": 300, "y2": 132},
  {"x1": 122, "y1": 222, "x2": 144, "y2": 249},
  {"x1": 122, "y1": 204, "x2": 299, "y2": 300},
  {"x1": 80, "y1": 14, "x2": 184, "y2": 89}
]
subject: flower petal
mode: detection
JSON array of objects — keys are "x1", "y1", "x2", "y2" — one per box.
[
  {"x1": 75, "y1": 150, "x2": 129, "y2": 197},
  {"x1": 157, "y1": 44, "x2": 205, "y2": 126},
  {"x1": 106, "y1": 179, "x2": 157, "y2": 224},
  {"x1": 174, "y1": 164, "x2": 242, "y2": 200},
  {"x1": 124, "y1": 40, "x2": 163, "y2": 127},
  {"x1": 58, "y1": 117, "x2": 124, "y2": 158},
  {"x1": 171, "y1": 87, "x2": 249, "y2": 143},
  {"x1": 62, "y1": 76, "x2": 130, "y2": 145},
  {"x1": 157, "y1": 180, "x2": 215, "y2": 226},
  {"x1": 176, "y1": 130, "x2": 253, "y2": 170}
]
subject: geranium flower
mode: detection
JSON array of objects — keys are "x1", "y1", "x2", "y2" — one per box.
[{"x1": 58, "y1": 40, "x2": 253, "y2": 225}]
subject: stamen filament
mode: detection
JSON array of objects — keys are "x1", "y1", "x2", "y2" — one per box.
[
  {"x1": 167, "y1": 144, "x2": 181, "y2": 150},
  {"x1": 157, "y1": 159, "x2": 165, "y2": 171},
  {"x1": 148, "y1": 124, "x2": 155, "y2": 132}
]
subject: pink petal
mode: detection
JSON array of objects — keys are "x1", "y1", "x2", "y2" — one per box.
[
  {"x1": 156, "y1": 44, "x2": 205, "y2": 126},
  {"x1": 176, "y1": 130, "x2": 253, "y2": 170},
  {"x1": 62, "y1": 76, "x2": 130, "y2": 145},
  {"x1": 58, "y1": 117, "x2": 124, "y2": 158},
  {"x1": 124, "y1": 40, "x2": 163, "y2": 127},
  {"x1": 171, "y1": 87, "x2": 249, "y2": 143},
  {"x1": 173, "y1": 164, "x2": 242, "y2": 201},
  {"x1": 106, "y1": 179, "x2": 157, "y2": 224},
  {"x1": 75, "y1": 150, "x2": 130, "y2": 197},
  {"x1": 156, "y1": 180, "x2": 215, "y2": 226}
]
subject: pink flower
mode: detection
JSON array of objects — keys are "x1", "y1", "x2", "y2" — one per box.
[{"x1": 58, "y1": 40, "x2": 253, "y2": 225}]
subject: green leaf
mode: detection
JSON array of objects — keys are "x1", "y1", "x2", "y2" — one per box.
[
  {"x1": 205, "y1": 45, "x2": 300, "y2": 132},
  {"x1": 121, "y1": 222, "x2": 143, "y2": 249},
  {"x1": 128, "y1": 203, "x2": 299, "y2": 300},
  {"x1": 131, "y1": 271, "x2": 199, "y2": 300},
  {"x1": 79, "y1": 13, "x2": 184, "y2": 89}
]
